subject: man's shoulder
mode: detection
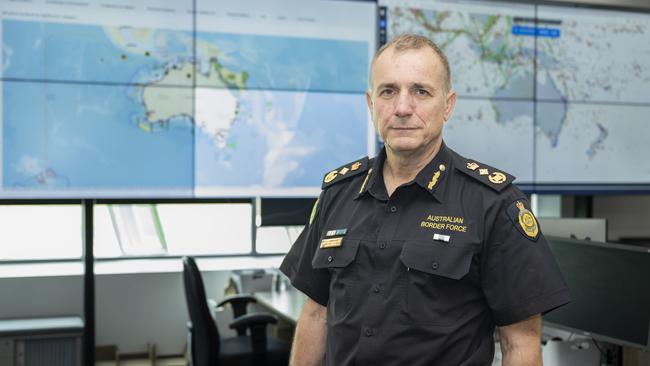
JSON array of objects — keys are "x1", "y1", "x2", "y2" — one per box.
[
  {"x1": 321, "y1": 156, "x2": 371, "y2": 190},
  {"x1": 448, "y1": 149, "x2": 515, "y2": 193}
]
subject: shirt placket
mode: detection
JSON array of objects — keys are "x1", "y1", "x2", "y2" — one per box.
[{"x1": 355, "y1": 193, "x2": 403, "y2": 364}]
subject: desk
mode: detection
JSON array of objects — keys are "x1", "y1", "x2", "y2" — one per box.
[{"x1": 254, "y1": 288, "x2": 307, "y2": 324}]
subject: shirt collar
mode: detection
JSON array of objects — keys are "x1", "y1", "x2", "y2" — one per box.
[
  {"x1": 354, "y1": 148, "x2": 387, "y2": 201},
  {"x1": 355, "y1": 141, "x2": 452, "y2": 202},
  {"x1": 413, "y1": 141, "x2": 452, "y2": 203}
]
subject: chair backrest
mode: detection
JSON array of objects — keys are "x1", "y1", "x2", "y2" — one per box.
[{"x1": 182, "y1": 256, "x2": 220, "y2": 366}]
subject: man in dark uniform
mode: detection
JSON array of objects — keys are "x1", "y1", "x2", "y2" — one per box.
[{"x1": 280, "y1": 34, "x2": 570, "y2": 366}]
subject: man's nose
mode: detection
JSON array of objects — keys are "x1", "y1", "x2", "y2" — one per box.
[{"x1": 393, "y1": 90, "x2": 414, "y2": 117}]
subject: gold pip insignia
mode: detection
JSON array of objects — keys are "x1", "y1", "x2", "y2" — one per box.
[
  {"x1": 427, "y1": 171, "x2": 441, "y2": 190},
  {"x1": 320, "y1": 237, "x2": 343, "y2": 248},
  {"x1": 322, "y1": 156, "x2": 370, "y2": 190},
  {"x1": 457, "y1": 160, "x2": 512, "y2": 192},
  {"x1": 324, "y1": 170, "x2": 338, "y2": 183},
  {"x1": 516, "y1": 201, "x2": 539, "y2": 238},
  {"x1": 488, "y1": 172, "x2": 506, "y2": 184}
]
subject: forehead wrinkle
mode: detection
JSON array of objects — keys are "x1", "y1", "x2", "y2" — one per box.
[{"x1": 370, "y1": 47, "x2": 447, "y2": 92}]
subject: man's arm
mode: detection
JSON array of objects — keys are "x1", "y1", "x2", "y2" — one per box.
[
  {"x1": 290, "y1": 297, "x2": 327, "y2": 366},
  {"x1": 498, "y1": 314, "x2": 543, "y2": 366}
]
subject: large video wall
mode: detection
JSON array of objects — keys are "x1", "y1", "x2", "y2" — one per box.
[{"x1": 1, "y1": 0, "x2": 649, "y2": 198}]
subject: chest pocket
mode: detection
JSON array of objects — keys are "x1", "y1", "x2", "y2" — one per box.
[
  {"x1": 311, "y1": 239, "x2": 360, "y2": 270},
  {"x1": 312, "y1": 239, "x2": 360, "y2": 322},
  {"x1": 400, "y1": 241, "x2": 474, "y2": 325}
]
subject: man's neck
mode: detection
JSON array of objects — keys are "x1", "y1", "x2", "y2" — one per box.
[{"x1": 383, "y1": 141, "x2": 442, "y2": 197}]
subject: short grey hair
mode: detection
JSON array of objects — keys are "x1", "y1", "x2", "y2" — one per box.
[{"x1": 370, "y1": 34, "x2": 452, "y2": 92}]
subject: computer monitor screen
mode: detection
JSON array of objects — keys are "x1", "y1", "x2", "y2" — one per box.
[
  {"x1": 1, "y1": 0, "x2": 377, "y2": 198},
  {"x1": 379, "y1": 0, "x2": 650, "y2": 192},
  {"x1": 545, "y1": 236, "x2": 650, "y2": 349}
]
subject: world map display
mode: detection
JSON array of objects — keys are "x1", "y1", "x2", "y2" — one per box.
[
  {"x1": 1, "y1": 9, "x2": 373, "y2": 197},
  {"x1": 383, "y1": 0, "x2": 650, "y2": 188}
]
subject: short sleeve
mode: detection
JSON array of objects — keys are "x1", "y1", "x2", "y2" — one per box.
[
  {"x1": 279, "y1": 194, "x2": 331, "y2": 306},
  {"x1": 481, "y1": 195, "x2": 571, "y2": 326}
]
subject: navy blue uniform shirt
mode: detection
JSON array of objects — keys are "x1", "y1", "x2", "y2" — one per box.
[{"x1": 280, "y1": 142, "x2": 571, "y2": 366}]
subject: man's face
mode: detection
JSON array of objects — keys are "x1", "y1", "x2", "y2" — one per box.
[{"x1": 366, "y1": 47, "x2": 456, "y2": 157}]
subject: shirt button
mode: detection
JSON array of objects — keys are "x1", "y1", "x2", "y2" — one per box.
[
  {"x1": 365, "y1": 328, "x2": 374, "y2": 337},
  {"x1": 373, "y1": 285, "x2": 380, "y2": 293},
  {"x1": 389, "y1": 206, "x2": 397, "y2": 213},
  {"x1": 379, "y1": 242, "x2": 386, "y2": 249},
  {"x1": 431, "y1": 261, "x2": 439, "y2": 270},
  {"x1": 327, "y1": 256, "x2": 333, "y2": 263}
]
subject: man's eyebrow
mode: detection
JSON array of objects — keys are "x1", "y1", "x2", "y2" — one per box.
[
  {"x1": 410, "y1": 83, "x2": 435, "y2": 91},
  {"x1": 376, "y1": 82, "x2": 398, "y2": 90}
]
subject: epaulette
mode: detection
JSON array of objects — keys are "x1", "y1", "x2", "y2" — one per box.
[
  {"x1": 321, "y1": 156, "x2": 370, "y2": 189},
  {"x1": 456, "y1": 158, "x2": 515, "y2": 192}
]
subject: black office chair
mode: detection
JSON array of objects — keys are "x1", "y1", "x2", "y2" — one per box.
[{"x1": 182, "y1": 256, "x2": 291, "y2": 366}]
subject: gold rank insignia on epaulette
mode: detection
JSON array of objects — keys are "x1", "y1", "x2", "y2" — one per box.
[
  {"x1": 457, "y1": 159, "x2": 514, "y2": 192},
  {"x1": 321, "y1": 157, "x2": 370, "y2": 189}
]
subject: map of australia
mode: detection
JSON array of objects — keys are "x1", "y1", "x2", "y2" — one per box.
[{"x1": 2, "y1": 19, "x2": 371, "y2": 195}]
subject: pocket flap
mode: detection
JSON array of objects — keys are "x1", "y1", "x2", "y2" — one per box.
[
  {"x1": 312, "y1": 239, "x2": 360, "y2": 269},
  {"x1": 400, "y1": 241, "x2": 472, "y2": 280}
]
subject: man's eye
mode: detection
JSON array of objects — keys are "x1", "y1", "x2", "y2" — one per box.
[
  {"x1": 379, "y1": 89, "x2": 395, "y2": 96},
  {"x1": 415, "y1": 89, "x2": 431, "y2": 96}
]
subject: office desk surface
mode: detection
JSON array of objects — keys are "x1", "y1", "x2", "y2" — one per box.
[{"x1": 254, "y1": 289, "x2": 307, "y2": 324}]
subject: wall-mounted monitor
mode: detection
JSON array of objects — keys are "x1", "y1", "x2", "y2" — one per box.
[
  {"x1": 379, "y1": 0, "x2": 650, "y2": 193},
  {"x1": 1, "y1": 0, "x2": 377, "y2": 198}
]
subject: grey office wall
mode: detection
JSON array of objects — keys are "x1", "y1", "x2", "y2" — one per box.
[{"x1": 0, "y1": 270, "x2": 231, "y2": 356}]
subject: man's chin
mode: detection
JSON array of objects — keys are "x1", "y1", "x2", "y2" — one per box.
[{"x1": 386, "y1": 141, "x2": 421, "y2": 155}]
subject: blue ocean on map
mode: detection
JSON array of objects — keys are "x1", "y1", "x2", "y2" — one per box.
[
  {"x1": 2, "y1": 20, "x2": 193, "y2": 85},
  {"x1": 3, "y1": 82, "x2": 194, "y2": 193},
  {"x1": 196, "y1": 33, "x2": 368, "y2": 93}
]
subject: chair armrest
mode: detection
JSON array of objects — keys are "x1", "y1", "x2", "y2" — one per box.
[
  {"x1": 229, "y1": 313, "x2": 278, "y2": 330},
  {"x1": 229, "y1": 313, "x2": 279, "y2": 358},
  {"x1": 217, "y1": 294, "x2": 258, "y2": 318}
]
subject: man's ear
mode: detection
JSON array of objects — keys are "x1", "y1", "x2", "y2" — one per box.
[
  {"x1": 366, "y1": 89, "x2": 374, "y2": 118},
  {"x1": 444, "y1": 89, "x2": 457, "y2": 122}
]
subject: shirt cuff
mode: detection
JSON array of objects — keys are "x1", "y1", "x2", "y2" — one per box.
[
  {"x1": 494, "y1": 287, "x2": 572, "y2": 326},
  {"x1": 279, "y1": 262, "x2": 329, "y2": 307}
]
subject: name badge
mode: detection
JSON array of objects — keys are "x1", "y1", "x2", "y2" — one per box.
[{"x1": 320, "y1": 237, "x2": 343, "y2": 248}]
